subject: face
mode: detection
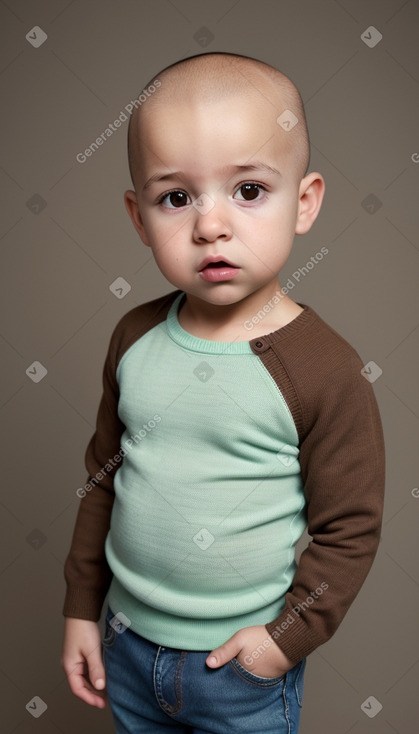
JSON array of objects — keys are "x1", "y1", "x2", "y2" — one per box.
[{"x1": 125, "y1": 91, "x2": 323, "y2": 309}]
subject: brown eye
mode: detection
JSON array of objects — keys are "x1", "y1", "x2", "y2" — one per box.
[
  {"x1": 236, "y1": 184, "x2": 262, "y2": 201},
  {"x1": 169, "y1": 191, "x2": 188, "y2": 208},
  {"x1": 159, "y1": 190, "x2": 191, "y2": 208}
]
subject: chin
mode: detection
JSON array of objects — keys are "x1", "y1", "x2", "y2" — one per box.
[{"x1": 183, "y1": 287, "x2": 245, "y2": 306}]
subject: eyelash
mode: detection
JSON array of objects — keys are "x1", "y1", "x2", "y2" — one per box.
[{"x1": 156, "y1": 182, "x2": 268, "y2": 208}]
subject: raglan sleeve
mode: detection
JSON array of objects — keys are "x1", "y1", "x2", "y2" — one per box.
[
  {"x1": 62, "y1": 322, "x2": 126, "y2": 621},
  {"x1": 265, "y1": 344, "x2": 385, "y2": 663}
]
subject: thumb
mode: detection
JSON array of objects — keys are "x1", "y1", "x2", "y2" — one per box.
[
  {"x1": 206, "y1": 633, "x2": 242, "y2": 669},
  {"x1": 86, "y1": 644, "x2": 106, "y2": 690}
]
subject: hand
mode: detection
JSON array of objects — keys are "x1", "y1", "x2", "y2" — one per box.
[
  {"x1": 61, "y1": 617, "x2": 107, "y2": 708},
  {"x1": 206, "y1": 625, "x2": 295, "y2": 678}
]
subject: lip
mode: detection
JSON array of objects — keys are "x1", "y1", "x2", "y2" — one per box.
[
  {"x1": 198, "y1": 255, "x2": 239, "y2": 271},
  {"x1": 198, "y1": 255, "x2": 241, "y2": 283},
  {"x1": 199, "y1": 266, "x2": 241, "y2": 282}
]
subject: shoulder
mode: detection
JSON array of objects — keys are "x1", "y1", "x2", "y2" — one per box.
[
  {"x1": 106, "y1": 289, "x2": 181, "y2": 366},
  {"x1": 252, "y1": 303, "x2": 364, "y2": 373},
  {"x1": 292, "y1": 304, "x2": 364, "y2": 376},
  {"x1": 290, "y1": 305, "x2": 371, "y2": 406},
  {"x1": 251, "y1": 304, "x2": 376, "y2": 439}
]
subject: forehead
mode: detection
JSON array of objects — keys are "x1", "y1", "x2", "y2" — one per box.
[{"x1": 135, "y1": 90, "x2": 296, "y2": 181}]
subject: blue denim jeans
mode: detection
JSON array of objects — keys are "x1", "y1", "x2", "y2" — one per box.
[{"x1": 102, "y1": 606, "x2": 306, "y2": 733}]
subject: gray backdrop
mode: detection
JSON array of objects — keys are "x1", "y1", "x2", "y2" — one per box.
[{"x1": 1, "y1": 0, "x2": 418, "y2": 732}]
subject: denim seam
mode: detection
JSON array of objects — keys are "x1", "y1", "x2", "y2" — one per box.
[
  {"x1": 229, "y1": 658, "x2": 285, "y2": 689},
  {"x1": 294, "y1": 659, "x2": 305, "y2": 707},
  {"x1": 282, "y1": 672, "x2": 291, "y2": 734},
  {"x1": 154, "y1": 648, "x2": 187, "y2": 716}
]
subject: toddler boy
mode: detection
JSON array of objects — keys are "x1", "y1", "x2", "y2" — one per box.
[{"x1": 61, "y1": 53, "x2": 385, "y2": 734}]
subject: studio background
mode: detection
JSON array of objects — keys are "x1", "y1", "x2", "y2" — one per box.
[{"x1": 1, "y1": 0, "x2": 418, "y2": 732}]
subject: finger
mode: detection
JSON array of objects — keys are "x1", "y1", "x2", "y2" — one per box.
[
  {"x1": 206, "y1": 634, "x2": 242, "y2": 668},
  {"x1": 86, "y1": 642, "x2": 106, "y2": 691},
  {"x1": 65, "y1": 661, "x2": 107, "y2": 709}
]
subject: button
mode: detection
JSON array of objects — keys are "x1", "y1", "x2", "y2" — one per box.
[{"x1": 251, "y1": 337, "x2": 269, "y2": 352}]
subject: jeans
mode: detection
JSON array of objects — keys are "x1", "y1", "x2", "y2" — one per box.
[{"x1": 102, "y1": 606, "x2": 306, "y2": 733}]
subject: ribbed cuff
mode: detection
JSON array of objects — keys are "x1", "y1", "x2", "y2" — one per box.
[
  {"x1": 265, "y1": 610, "x2": 320, "y2": 664},
  {"x1": 62, "y1": 586, "x2": 104, "y2": 621}
]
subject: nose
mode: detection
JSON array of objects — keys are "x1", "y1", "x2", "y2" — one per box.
[{"x1": 192, "y1": 196, "x2": 232, "y2": 244}]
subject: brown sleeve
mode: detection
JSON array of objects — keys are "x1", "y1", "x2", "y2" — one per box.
[
  {"x1": 62, "y1": 318, "x2": 124, "y2": 619},
  {"x1": 62, "y1": 290, "x2": 181, "y2": 620},
  {"x1": 258, "y1": 308, "x2": 385, "y2": 663}
]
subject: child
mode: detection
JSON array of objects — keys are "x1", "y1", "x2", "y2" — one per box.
[{"x1": 61, "y1": 52, "x2": 385, "y2": 733}]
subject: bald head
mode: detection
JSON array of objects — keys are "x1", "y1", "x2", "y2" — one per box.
[{"x1": 127, "y1": 53, "x2": 310, "y2": 188}]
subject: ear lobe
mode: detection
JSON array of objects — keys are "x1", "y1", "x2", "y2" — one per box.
[
  {"x1": 124, "y1": 189, "x2": 150, "y2": 246},
  {"x1": 295, "y1": 173, "x2": 325, "y2": 235}
]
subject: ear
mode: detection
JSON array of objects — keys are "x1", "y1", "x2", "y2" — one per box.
[
  {"x1": 124, "y1": 189, "x2": 151, "y2": 247},
  {"x1": 295, "y1": 172, "x2": 325, "y2": 235}
]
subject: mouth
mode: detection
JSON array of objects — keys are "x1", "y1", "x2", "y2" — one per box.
[
  {"x1": 198, "y1": 255, "x2": 239, "y2": 271},
  {"x1": 198, "y1": 255, "x2": 241, "y2": 283}
]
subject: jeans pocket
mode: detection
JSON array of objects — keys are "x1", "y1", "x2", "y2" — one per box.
[
  {"x1": 294, "y1": 658, "x2": 306, "y2": 707},
  {"x1": 102, "y1": 607, "x2": 117, "y2": 648},
  {"x1": 229, "y1": 656, "x2": 286, "y2": 688}
]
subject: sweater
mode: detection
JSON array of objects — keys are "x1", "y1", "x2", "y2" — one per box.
[{"x1": 63, "y1": 289, "x2": 385, "y2": 663}]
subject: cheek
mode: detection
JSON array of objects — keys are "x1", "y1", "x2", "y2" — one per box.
[
  {"x1": 142, "y1": 216, "x2": 173, "y2": 252},
  {"x1": 148, "y1": 229, "x2": 184, "y2": 274},
  {"x1": 241, "y1": 208, "x2": 295, "y2": 243},
  {"x1": 242, "y1": 211, "x2": 296, "y2": 267},
  {"x1": 146, "y1": 210, "x2": 189, "y2": 243}
]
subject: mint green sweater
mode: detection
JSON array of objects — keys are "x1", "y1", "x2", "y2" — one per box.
[
  {"x1": 63, "y1": 289, "x2": 385, "y2": 662},
  {"x1": 106, "y1": 291, "x2": 306, "y2": 648}
]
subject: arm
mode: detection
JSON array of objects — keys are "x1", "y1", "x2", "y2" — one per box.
[
  {"x1": 265, "y1": 357, "x2": 385, "y2": 663},
  {"x1": 207, "y1": 339, "x2": 385, "y2": 675},
  {"x1": 62, "y1": 290, "x2": 180, "y2": 618},
  {"x1": 61, "y1": 290, "x2": 181, "y2": 703},
  {"x1": 61, "y1": 327, "x2": 125, "y2": 706},
  {"x1": 62, "y1": 333, "x2": 125, "y2": 620}
]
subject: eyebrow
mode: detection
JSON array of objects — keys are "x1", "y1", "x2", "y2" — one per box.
[{"x1": 142, "y1": 161, "x2": 281, "y2": 190}]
